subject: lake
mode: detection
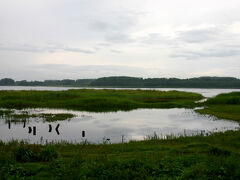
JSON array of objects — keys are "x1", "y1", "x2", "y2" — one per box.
[
  {"x1": 0, "y1": 87, "x2": 239, "y2": 144},
  {"x1": 0, "y1": 108, "x2": 239, "y2": 144}
]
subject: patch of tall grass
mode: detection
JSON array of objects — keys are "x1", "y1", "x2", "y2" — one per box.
[
  {"x1": 0, "y1": 89, "x2": 203, "y2": 112},
  {"x1": 206, "y1": 92, "x2": 240, "y2": 105},
  {"x1": 196, "y1": 91, "x2": 240, "y2": 122}
]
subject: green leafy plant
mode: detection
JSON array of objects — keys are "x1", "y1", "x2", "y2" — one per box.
[
  {"x1": 14, "y1": 145, "x2": 35, "y2": 162},
  {"x1": 39, "y1": 146, "x2": 58, "y2": 162}
]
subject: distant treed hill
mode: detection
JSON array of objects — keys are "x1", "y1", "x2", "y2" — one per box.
[
  {"x1": 90, "y1": 76, "x2": 240, "y2": 88},
  {"x1": 0, "y1": 76, "x2": 240, "y2": 88}
]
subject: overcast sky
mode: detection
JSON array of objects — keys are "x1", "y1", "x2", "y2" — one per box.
[{"x1": 1, "y1": 0, "x2": 240, "y2": 80}]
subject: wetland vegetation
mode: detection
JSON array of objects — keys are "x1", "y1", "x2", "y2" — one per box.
[
  {"x1": 0, "y1": 89, "x2": 203, "y2": 112},
  {"x1": 0, "y1": 109, "x2": 75, "y2": 123},
  {"x1": 196, "y1": 92, "x2": 240, "y2": 122},
  {"x1": 1, "y1": 129, "x2": 240, "y2": 179},
  {"x1": 0, "y1": 90, "x2": 240, "y2": 179}
]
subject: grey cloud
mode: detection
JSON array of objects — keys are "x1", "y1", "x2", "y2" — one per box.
[
  {"x1": 98, "y1": 43, "x2": 111, "y2": 47},
  {"x1": 91, "y1": 21, "x2": 110, "y2": 31},
  {"x1": 141, "y1": 26, "x2": 228, "y2": 47},
  {"x1": 61, "y1": 47, "x2": 94, "y2": 54},
  {"x1": 169, "y1": 24, "x2": 240, "y2": 59},
  {"x1": 105, "y1": 33, "x2": 133, "y2": 43},
  {"x1": 25, "y1": 64, "x2": 160, "y2": 80},
  {"x1": 0, "y1": 43, "x2": 95, "y2": 54},
  {"x1": 0, "y1": 44, "x2": 46, "y2": 53},
  {"x1": 177, "y1": 26, "x2": 225, "y2": 43},
  {"x1": 88, "y1": 12, "x2": 138, "y2": 44},
  {"x1": 141, "y1": 33, "x2": 172, "y2": 44},
  {"x1": 90, "y1": 12, "x2": 137, "y2": 32},
  {"x1": 110, "y1": 49, "x2": 123, "y2": 53},
  {"x1": 177, "y1": 29, "x2": 218, "y2": 43},
  {"x1": 171, "y1": 47, "x2": 240, "y2": 59}
]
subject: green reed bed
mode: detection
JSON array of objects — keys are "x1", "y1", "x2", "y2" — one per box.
[
  {"x1": 0, "y1": 89, "x2": 203, "y2": 112},
  {"x1": 196, "y1": 92, "x2": 240, "y2": 122},
  {"x1": 0, "y1": 109, "x2": 75, "y2": 123}
]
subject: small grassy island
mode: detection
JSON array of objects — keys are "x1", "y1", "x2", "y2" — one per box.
[
  {"x1": 0, "y1": 89, "x2": 203, "y2": 111},
  {"x1": 0, "y1": 90, "x2": 240, "y2": 179}
]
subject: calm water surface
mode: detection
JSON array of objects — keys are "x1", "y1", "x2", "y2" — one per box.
[{"x1": 0, "y1": 108, "x2": 239, "y2": 144}]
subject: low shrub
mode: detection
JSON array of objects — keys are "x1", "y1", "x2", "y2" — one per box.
[
  {"x1": 14, "y1": 145, "x2": 35, "y2": 162},
  {"x1": 39, "y1": 146, "x2": 58, "y2": 162}
]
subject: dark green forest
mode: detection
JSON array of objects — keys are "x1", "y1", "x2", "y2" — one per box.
[{"x1": 1, "y1": 76, "x2": 240, "y2": 88}]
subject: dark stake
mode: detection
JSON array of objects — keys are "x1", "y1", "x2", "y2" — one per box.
[
  {"x1": 155, "y1": 139, "x2": 157, "y2": 152},
  {"x1": 8, "y1": 121, "x2": 11, "y2": 129},
  {"x1": 48, "y1": 124, "x2": 52, "y2": 132},
  {"x1": 33, "y1": 126, "x2": 36, "y2": 135},
  {"x1": 23, "y1": 121, "x2": 26, "y2": 128},
  {"x1": 82, "y1": 131, "x2": 85, "y2": 138},
  {"x1": 55, "y1": 124, "x2": 60, "y2": 135},
  {"x1": 121, "y1": 135, "x2": 124, "y2": 152},
  {"x1": 56, "y1": 128, "x2": 60, "y2": 135},
  {"x1": 28, "y1": 127, "x2": 32, "y2": 134}
]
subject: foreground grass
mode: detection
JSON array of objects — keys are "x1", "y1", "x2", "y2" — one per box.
[
  {"x1": 1, "y1": 130, "x2": 240, "y2": 179},
  {"x1": 0, "y1": 89, "x2": 203, "y2": 112}
]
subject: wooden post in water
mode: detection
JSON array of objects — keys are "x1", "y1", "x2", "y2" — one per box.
[
  {"x1": 28, "y1": 127, "x2": 32, "y2": 134},
  {"x1": 154, "y1": 131, "x2": 157, "y2": 152},
  {"x1": 155, "y1": 138, "x2": 157, "y2": 152},
  {"x1": 33, "y1": 126, "x2": 36, "y2": 135},
  {"x1": 55, "y1": 124, "x2": 60, "y2": 135},
  {"x1": 107, "y1": 138, "x2": 111, "y2": 144},
  {"x1": 8, "y1": 121, "x2": 11, "y2": 129},
  {"x1": 201, "y1": 130, "x2": 205, "y2": 142},
  {"x1": 48, "y1": 124, "x2": 52, "y2": 132},
  {"x1": 121, "y1": 135, "x2": 124, "y2": 153},
  {"x1": 82, "y1": 131, "x2": 87, "y2": 153}
]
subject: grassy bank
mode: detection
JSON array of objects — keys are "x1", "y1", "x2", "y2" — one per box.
[
  {"x1": 196, "y1": 92, "x2": 240, "y2": 122},
  {"x1": 0, "y1": 89, "x2": 203, "y2": 112},
  {"x1": 1, "y1": 130, "x2": 240, "y2": 179}
]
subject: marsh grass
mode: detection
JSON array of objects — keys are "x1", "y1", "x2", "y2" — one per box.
[
  {"x1": 0, "y1": 109, "x2": 14, "y2": 116},
  {"x1": 1, "y1": 129, "x2": 240, "y2": 179},
  {"x1": 39, "y1": 113, "x2": 75, "y2": 122},
  {"x1": 195, "y1": 91, "x2": 240, "y2": 122},
  {"x1": 0, "y1": 109, "x2": 75, "y2": 123},
  {"x1": 0, "y1": 89, "x2": 203, "y2": 112}
]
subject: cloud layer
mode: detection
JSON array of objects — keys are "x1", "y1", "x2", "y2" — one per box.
[{"x1": 0, "y1": 0, "x2": 240, "y2": 80}]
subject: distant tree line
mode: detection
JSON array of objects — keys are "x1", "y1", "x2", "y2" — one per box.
[
  {"x1": 0, "y1": 78, "x2": 94, "y2": 87},
  {"x1": 1, "y1": 76, "x2": 240, "y2": 88}
]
